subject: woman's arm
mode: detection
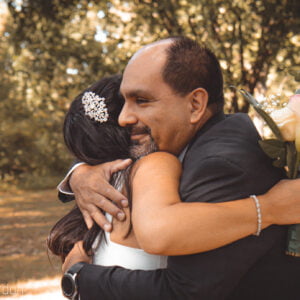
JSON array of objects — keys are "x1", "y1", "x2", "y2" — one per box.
[{"x1": 131, "y1": 152, "x2": 298, "y2": 256}]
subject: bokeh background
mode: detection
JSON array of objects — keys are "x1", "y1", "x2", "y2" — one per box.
[{"x1": 0, "y1": 0, "x2": 299, "y2": 298}]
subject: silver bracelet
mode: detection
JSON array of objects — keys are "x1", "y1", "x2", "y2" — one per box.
[{"x1": 250, "y1": 195, "x2": 262, "y2": 236}]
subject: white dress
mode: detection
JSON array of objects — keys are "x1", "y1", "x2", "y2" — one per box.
[{"x1": 93, "y1": 214, "x2": 167, "y2": 270}]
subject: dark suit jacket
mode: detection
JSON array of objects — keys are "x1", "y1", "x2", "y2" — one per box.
[{"x1": 77, "y1": 112, "x2": 300, "y2": 300}]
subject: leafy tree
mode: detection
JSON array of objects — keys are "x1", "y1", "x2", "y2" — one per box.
[
  {"x1": 1, "y1": 0, "x2": 299, "y2": 184},
  {"x1": 98, "y1": 0, "x2": 300, "y2": 112}
]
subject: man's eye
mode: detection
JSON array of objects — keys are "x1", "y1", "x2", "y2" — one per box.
[{"x1": 136, "y1": 98, "x2": 149, "y2": 104}]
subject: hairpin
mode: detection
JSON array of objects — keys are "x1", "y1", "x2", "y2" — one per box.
[{"x1": 82, "y1": 91, "x2": 109, "y2": 123}]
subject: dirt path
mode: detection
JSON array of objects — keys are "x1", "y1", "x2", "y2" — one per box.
[{"x1": 0, "y1": 189, "x2": 73, "y2": 298}]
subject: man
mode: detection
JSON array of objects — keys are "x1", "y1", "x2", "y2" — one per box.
[{"x1": 60, "y1": 37, "x2": 300, "y2": 299}]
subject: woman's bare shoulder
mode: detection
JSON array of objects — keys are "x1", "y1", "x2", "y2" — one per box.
[
  {"x1": 136, "y1": 151, "x2": 180, "y2": 167},
  {"x1": 131, "y1": 151, "x2": 181, "y2": 178}
]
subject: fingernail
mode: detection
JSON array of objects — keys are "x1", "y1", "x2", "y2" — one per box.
[
  {"x1": 121, "y1": 199, "x2": 128, "y2": 207},
  {"x1": 104, "y1": 223, "x2": 112, "y2": 232},
  {"x1": 117, "y1": 212, "x2": 125, "y2": 221}
]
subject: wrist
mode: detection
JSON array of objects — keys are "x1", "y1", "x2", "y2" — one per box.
[
  {"x1": 256, "y1": 194, "x2": 274, "y2": 228},
  {"x1": 61, "y1": 262, "x2": 87, "y2": 300},
  {"x1": 69, "y1": 163, "x2": 92, "y2": 191}
]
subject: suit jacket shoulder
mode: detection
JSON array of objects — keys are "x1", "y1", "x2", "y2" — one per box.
[
  {"x1": 168, "y1": 113, "x2": 290, "y2": 299},
  {"x1": 180, "y1": 113, "x2": 285, "y2": 203}
]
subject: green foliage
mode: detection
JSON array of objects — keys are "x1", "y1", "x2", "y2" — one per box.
[
  {"x1": 237, "y1": 88, "x2": 284, "y2": 140},
  {"x1": 258, "y1": 139, "x2": 286, "y2": 168},
  {"x1": 0, "y1": 0, "x2": 300, "y2": 185}
]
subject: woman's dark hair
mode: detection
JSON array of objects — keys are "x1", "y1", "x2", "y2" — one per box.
[{"x1": 47, "y1": 74, "x2": 131, "y2": 261}]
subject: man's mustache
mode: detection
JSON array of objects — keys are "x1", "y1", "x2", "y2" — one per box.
[{"x1": 129, "y1": 126, "x2": 151, "y2": 136}]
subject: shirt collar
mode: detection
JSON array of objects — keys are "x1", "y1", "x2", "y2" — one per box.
[
  {"x1": 178, "y1": 145, "x2": 189, "y2": 162},
  {"x1": 178, "y1": 111, "x2": 225, "y2": 163}
]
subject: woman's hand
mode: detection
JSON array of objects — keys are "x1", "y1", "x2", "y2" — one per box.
[
  {"x1": 260, "y1": 178, "x2": 300, "y2": 226},
  {"x1": 70, "y1": 159, "x2": 132, "y2": 230},
  {"x1": 62, "y1": 241, "x2": 91, "y2": 273}
]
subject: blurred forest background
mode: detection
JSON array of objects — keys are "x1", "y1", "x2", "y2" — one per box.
[
  {"x1": 0, "y1": 0, "x2": 300, "y2": 189},
  {"x1": 0, "y1": 0, "x2": 299, "y2": 298}
]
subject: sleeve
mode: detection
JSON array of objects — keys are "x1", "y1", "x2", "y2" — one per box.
[
  {"x1": 77, "y1": 156, "x2": 283, "y2": 300},
  {"x1": 168, "y1": 156, "x2": 284, "y2": 298},
  {"x1": 78, "y1": 265, "x2": 202, "y2": 300},
  {"x1": 57, "y1": 162, "x2": 86, "y2": 203}
]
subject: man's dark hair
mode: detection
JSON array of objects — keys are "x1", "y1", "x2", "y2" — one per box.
[{"x1": 162, "y1": 36, "x2": 224, "y2": 107}]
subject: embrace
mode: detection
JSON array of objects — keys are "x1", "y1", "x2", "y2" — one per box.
[{"x1": 48, "y1": 37, "x2": 300, "y2": 300}]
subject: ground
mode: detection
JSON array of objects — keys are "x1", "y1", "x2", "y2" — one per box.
[{"x1": 0, "y1": 188, "x2": 74, "y2": 299}]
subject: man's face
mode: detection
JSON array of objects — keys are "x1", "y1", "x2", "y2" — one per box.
[{"x1": 119, "y1": 43, "x2": 194, "y2": 157}]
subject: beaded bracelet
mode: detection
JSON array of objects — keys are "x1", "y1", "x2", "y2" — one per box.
[{"x1": 250, "y1": 195, "x2": 262, "y2": 236}]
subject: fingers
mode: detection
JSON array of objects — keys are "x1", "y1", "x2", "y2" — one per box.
[
  {"x1": 79, "y1": 180, "x2": 128, "y2": 216},
  {"x1": 81, "y1": 210, "x2": 94, "y2": 229},
  {"x1": 89, "y1": 207, "x2": 113, "y2": 232},
  {"x1": 70, "y1": 159, "x2": 132, "y2": 230},
  {"x1": 74, "y1": 159, "x2": 131, "y2": 208},
  {"x1": 97, "y1": 181, "x2": 129, "y2": 208},
  {"x1": 95, "y1": 194, "x2": 126, "y2": 220},
  {"x1": 78, "y1": 196, "x2": 120, "y2": 231},
  {"x1": 81, "y1": 198, "x2": 125, "y2": 232},
  {"x1": 76, "y1": 189, "x2": 126, "y2": 230},
  {"x1": 107, "y1": 158, "x2": 132, "y2": 175}
]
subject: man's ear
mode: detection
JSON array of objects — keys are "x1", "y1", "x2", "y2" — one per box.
[{"x1": 189, "y1": 88, "x2": 209, "y2": 124}]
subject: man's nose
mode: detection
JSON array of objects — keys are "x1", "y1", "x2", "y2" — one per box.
[{"x1": 118, "y1": 104, "x2": 137, "y2": 127}]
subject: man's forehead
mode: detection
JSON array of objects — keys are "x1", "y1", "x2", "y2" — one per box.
[
  {"x1": 124, "y1": 45, "x2": 168, "y2": 76},
  {"x1": 129, "y1": 39, "x2": 172, "y2": 63},
  {"x1": 121, "y1": 50, "x2": 168, "y2": 93},
  {"x1": 121, "y1": 67, "x2": 161, "y2": 97},
  {"x1": 120, "y1": 88, "x2": 154, "y2": 99},
  {"x1": 120, "y1": 40, "x2": 173, "y2": 96},
  {"x1": 121, "y1": 62, "x2": 158, "y2": 96}
]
